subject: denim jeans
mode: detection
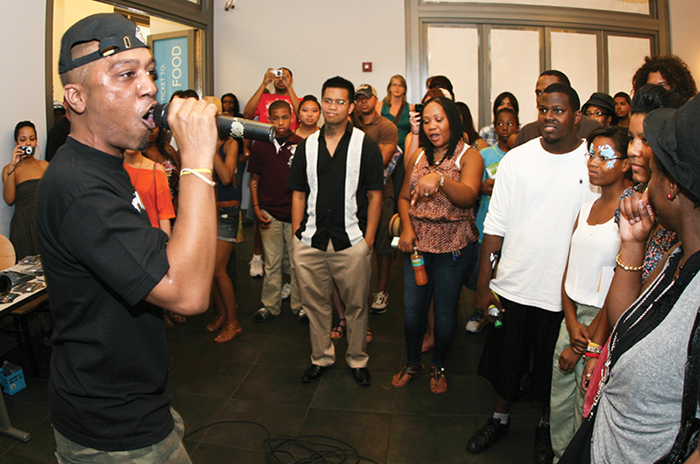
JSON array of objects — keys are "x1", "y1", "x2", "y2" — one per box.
[{"x1": 402, "y1": 242, "x2": 475, "y2": 368}]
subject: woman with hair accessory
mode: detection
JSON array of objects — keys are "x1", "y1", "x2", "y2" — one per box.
[
  {"x1": 3, "y1": 121, "x2": 48, "y2": 261},
  {"x1": 561, "y1": 94, "x2": 700, "y2": 463},
  {"x1": 392, "y1": 97, "x2": 483, "y2": 394}
]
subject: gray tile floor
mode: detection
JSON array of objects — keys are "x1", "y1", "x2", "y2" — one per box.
[{"x1": 0, "y1": 224, "x2": 542, "y2": 463}]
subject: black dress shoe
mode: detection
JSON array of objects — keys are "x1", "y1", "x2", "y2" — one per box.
[
  {"x1": 301, "y1": 364, "x2": 331, "y2": 383},
  {"x1": 466, "y1": 417, "x2": 510, "y2": 454},
  {"x1": 351, "y1": 367, "x2": 371, "y2": 386},
  {"x1": 297, "y1": 309, "x2": 309, "y2": 325},
  {"x1": 533, "y1": 423, "x2": 554, "y2": 464}
]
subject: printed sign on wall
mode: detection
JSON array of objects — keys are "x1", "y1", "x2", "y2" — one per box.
[{"x1": 150, "y1": 31, "x2": 195, "y2": 103}]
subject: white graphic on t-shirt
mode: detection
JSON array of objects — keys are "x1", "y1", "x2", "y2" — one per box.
[{"x1": 132, "y1": 192, "x2": 146, "y2": 214}]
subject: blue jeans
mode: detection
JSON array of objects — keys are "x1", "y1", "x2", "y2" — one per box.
[{"x1": 402, "y1": 242, "x2": 475, "y2": 368}]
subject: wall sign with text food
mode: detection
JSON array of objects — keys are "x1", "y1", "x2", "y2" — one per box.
[{"x1": 149, "y1": 31, "x2": 196, "y2": 103}]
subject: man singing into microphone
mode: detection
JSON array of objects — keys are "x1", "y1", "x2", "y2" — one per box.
[{"x1": 37, "y1": 13, "x2": 218, "y2": 462}]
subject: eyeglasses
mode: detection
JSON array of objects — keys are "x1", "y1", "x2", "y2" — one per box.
[
  {"x1": 584, "y1": 152, "x2": 626, "y2": 164},
  {"x1": 322, "y1": 98, "x2": 348, "y2": 107},
  {"x1": 584, "y1": 111, "x2": 607, "y2": 118}
]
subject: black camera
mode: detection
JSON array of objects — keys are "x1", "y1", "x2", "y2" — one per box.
[
  {"x1": 19, "y1": 146, "x2": 34, "y2": 156},
  {"x1": 414, "y1": 104, "x2": 424, "y2": 114}
]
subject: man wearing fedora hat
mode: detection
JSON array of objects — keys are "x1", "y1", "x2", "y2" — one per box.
[{"x1": 37, "y1": 13, "x2": 219, "y2": 462}]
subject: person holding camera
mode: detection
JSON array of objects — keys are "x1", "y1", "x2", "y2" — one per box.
[
  {"x1": 3, "y1": 120, "x2": 48, "y2": 262},
  {"x1": 243, "y1": 67, "x2": 302, "y2": 278},
  {"x1": 244, "y1": 67, "x2": 301, "y2": 129}
]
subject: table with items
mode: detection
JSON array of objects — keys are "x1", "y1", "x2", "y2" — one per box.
[{"x1": 0, "y1": 256, "x2": 47, "y2": 442}]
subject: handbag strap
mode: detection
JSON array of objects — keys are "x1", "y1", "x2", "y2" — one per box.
[
  {"x1": 392, "y1": 101, "x2": 406, "y2": 127},
  {"x1": 153, "y1": 162, "x2": 159, "y2": 207}
]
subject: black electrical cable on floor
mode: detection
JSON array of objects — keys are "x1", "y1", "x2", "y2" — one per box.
[{"x1": 183, "y1": 421, "x2": 380, "y2": 463}]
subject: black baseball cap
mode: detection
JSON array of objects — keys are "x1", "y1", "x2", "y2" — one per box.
[
  {"x1": 355, "y1": 84, "x2": 377, "y2": 99},
  {"x1": 59, "y1": 13, "x2": 149, "y2": 74}
]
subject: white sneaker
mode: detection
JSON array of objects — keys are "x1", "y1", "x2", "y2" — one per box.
[
  {"x1": 281, "y1": 282, "x2": 292, "y2": 299},
  {"x1": 371, "y1": 291, "x2": 388, "y2": 314},
  {"x1": 249, "y1": 255, "x2": 263, "y2": 277},
  {"x1": 466, "y1": 310, "x2": 487, "y2": 333}
]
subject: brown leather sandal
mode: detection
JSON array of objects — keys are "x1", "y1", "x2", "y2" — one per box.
[
  {"x1": 206, "y1": 311, "x2": 226, "y2": 332},
  {"x1": 214, "y1": 321, "x2": 243, "y2": 343},
  {"x1": 392, "y1": 364, "x2": 422, "y2": 388}
]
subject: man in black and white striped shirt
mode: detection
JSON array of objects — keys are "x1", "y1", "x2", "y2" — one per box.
[{"x1": 289, "y1": 76, "x2": 384, "y2": 387}]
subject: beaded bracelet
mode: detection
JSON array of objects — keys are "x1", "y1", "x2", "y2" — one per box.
[
  {"x1": 616, "y1": 252, "x2": 644, "y2": 272},
  {"x1": 437, "y1": 170, "x2": 445, "y2": 188}
]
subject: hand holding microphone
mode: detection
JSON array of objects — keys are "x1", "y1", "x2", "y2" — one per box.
[{"x1": 153, "y1": 102, "x2": 275, "y2": 143}]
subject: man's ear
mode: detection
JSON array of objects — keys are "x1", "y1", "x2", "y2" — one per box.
[
  {"x1": 63, "y1": 84, "x2": 87, "y2": 115},
  {"x1": 573, "y1": 109, "x2": 582, "y2": 126}
]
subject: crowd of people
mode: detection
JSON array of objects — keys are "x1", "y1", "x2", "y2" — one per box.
[{"x1": 3, "y1": 11, "x2": 700, "y2": 463}]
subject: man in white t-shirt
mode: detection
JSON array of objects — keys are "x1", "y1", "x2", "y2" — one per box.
[{"x1": 466, "y1": 83, "x2": 599, "y2": 464}]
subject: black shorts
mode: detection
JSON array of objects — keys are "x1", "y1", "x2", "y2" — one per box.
[{"x1": 477, "y1": 295, "x2": 564, "y2": 404}]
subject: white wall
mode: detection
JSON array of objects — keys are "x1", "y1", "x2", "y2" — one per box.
[
  {"x1": 213, "y1": 0, "x2": 406, "y2": 108},
  {"x1": 52, "y1": 0, "x2": 112, "y2": 102},
  {"x1": 669, "y1": 0, "x2": 700, "y2": 85},
  {"x1": 0, "y1": 0, "x2": 47, "y2": 239}
]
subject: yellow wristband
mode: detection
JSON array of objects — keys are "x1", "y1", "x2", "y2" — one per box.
[{"x1": 180, "y1": 168, "x2": 216, "y2": 187}]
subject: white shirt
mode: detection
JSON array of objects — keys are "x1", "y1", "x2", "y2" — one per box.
[
  {"x1": 483, "y1": 137, "x2": 599, "y2": 312},
  {"x1": 564, "y1": 201, "x2": 620, "y2": 307}
]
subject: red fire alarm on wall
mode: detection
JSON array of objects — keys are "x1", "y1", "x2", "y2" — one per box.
[{"x1": 362, "y1": 62, "x2": 372, "y2": 72}]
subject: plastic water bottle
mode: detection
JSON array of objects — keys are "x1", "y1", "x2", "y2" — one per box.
[
  {"x1": 488, "y1": 305, "x2": 503, "y2": 328},
  {"x1": 487, "y1": 291, "x2": 503, "y2": 328},
  {"x1": 411, "y1": 247, "x2": 428, "y2": 286}
]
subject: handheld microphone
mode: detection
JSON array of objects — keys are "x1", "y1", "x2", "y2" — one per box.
[{"x1": 153, "y1": 103, "x2": 276, "y2": 143}]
